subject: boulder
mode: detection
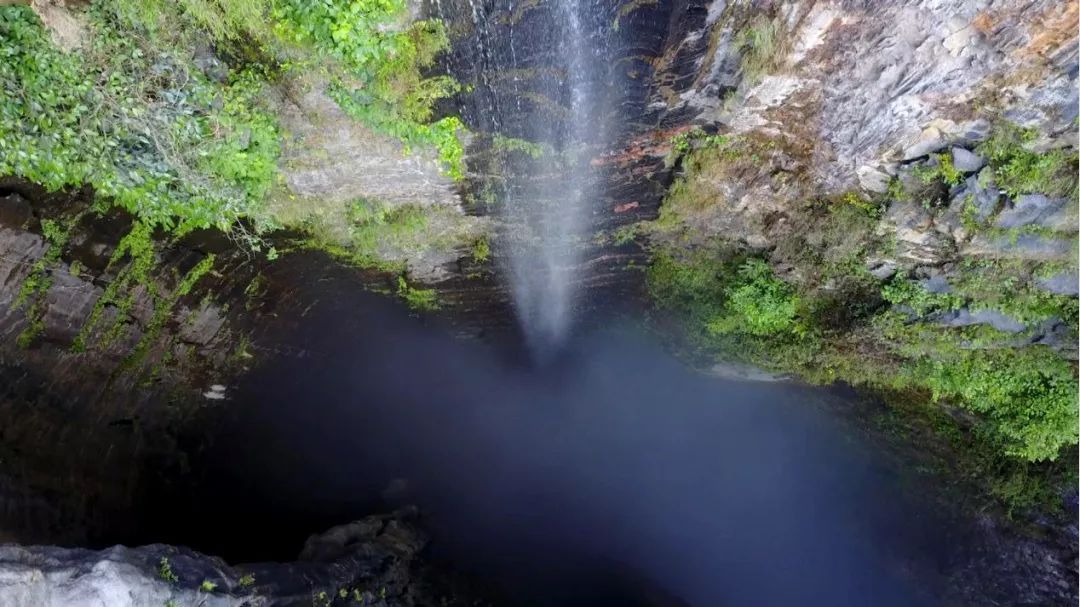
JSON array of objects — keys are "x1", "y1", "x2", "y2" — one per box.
[
  {"x1": 950, "y1": 147, "x2": 986, "y2": 174},
  {"x1": 1036, "y1": 271, "x2": 1080, "y2": 297},
  {"x1": 995, "y1": 194, "x2": 1076, "y2": 232},
  {"x1": 935, "y1": 308, "x2": 1027, "y2": 333},
  {"x1": 0, "y1": 510, "x2": 453, "y2": 607}
]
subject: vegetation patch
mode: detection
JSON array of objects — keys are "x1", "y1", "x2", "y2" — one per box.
[
  {"x1": 976, "y1": 123, "x2": 1079, "y2": 198},
  {"x1": 1, "y1": 0, "x2": 465, "y2": 242},
  {"x1": 397, "y1": 276, "x2": 439, "y2": 311},
  {"x1": 733, "y1": 14, "x2": 788, "y2": 88},
  {"x1": 275, "y1": 0, "x2": 466, "y2": 179},
  {"x1": 645, "y1": 120, "x2": 1079, "y2": 511}
]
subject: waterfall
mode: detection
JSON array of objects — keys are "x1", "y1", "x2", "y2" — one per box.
[
  {"x1": 507, "y1": 0, "x2": 591, "y2": 356},
  {"x1": 434, "y1": 0, "x2": 616, "y2": 358}
]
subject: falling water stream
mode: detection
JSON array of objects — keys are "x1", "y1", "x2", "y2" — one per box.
[{"x1": 433, "y1": 0, "x2": 623, "y2": 355}]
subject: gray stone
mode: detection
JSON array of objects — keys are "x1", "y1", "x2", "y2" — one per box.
[
  {"x1": 1036, "y1": 271, "x2": 1080, "y2": 296},
  {"x1": 0, "y1": 510, "x2": 448, "y2": 607},
  {"x1": 902, "y1": 127, "x2": 949, "y2": 161},
  {"x1": 954, "y1": 119, "x2": 992, "y2": 146},
  {"x1": 937, "y1": 308, "x2": 1027, "y2": 333},
  {"x1": 881, "y1": 200, "x2": 952, "y2": 264},
  {"x1": 857, "y1": 165, "x2": 891, "y2": 193},
  {"x1": 1032, "y1": 320, "x2": 1079, "y2": 358},
  {"x1": 995, "y1": 194, "x2": 1075, "y2": 232},
  {"x1": 192, "y1": 44, "x2": 229, "y2": 83},
  {"x1": 963, "y1": 233, "x2": 1074, "y2": 261},
  {"x1": 921, "y1": 275, "x2": 952, "y2": 294},
  {"x1": 868, "y1": 260, "x2": 898, "y2": 280},
  {"x1": 950, "y1": 147, "x2": 986, "y2": 173}
]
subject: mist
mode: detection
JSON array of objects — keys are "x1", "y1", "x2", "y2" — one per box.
[{"x1": 138, "y1": 292, "x2": 961, "y2": 607}]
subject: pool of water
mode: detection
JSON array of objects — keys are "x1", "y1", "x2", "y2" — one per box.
[{"x1": 134, "y1": 292, "x2": 971, "y2": 606}]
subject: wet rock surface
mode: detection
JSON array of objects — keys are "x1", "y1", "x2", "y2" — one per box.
[
  {"x1": 0, "y1": 509, "x2": 485, "y2": 607},
  {"x1": 0, "y1": 178, "x2": 515, "y2": 547}
]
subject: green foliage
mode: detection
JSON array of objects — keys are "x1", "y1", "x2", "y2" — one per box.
[
  {"x1": 72, "y1": 221, "x2": 157, "y2": 351},
  {"x1": 0, "y1": 5, "x2": 281, "y2": 232},
  {"x1": 471, "y1": 236, "x2": 490, "y2": 263},
  {"x1": 200, "y1": 580, "x2": 218, "y2": 592},
  {"x1": 109, "y1": 0, "x2": 273, "y2": 44},
  {"x1": 649, "y1": 246, "x2": 1078, "y2": 463},
  {"x1": 396, "y1": 276, "x2": 439, "y2": 311},
  {"x1": 346, "y1": 199, "x2": 427, "y2": 267},
  {"x1": 238, "y1": 574, "x2": 256, "y2": 587},
  {"x1": 158, "y1": 557, "x2": 178, "y2": 583},
  {"x1": 612, "y1": 223, "x2": 641, "y2": 246},
  {"x1": 836, "y1": 191, "x2": 883, "y2": 218},
  {"x1": 124, "y1": 252, "x2": 216, "y2": 368},
  {"x1": 275, "y1": 0, "x2": 465, "y2": 179},
  {"x1": 914, "y1": 152, "x2": 964, "y2": 186},
  {"x1": 664, "y1": 128, "x2": 730, "y2": 168},
  {"x1": 977, "y1": 123, "x2": 1079, "y2": 198},
  {"x1": 915, "y1": 347, "x2": 1078, "y2": 462},
  {"x1": 880, "y1": 274, "x2": 963, "y2": 316},
  {"x1": 707, "y1": 259, "x2": 800, "y2": 337},
  {"x1": 15, "y1": 218, "x2": 77, "y2": 348},
  {"x1": 950, "y1": 259, "x2": 1079, "y2": 325}
]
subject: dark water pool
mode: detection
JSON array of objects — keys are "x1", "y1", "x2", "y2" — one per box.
[{"x1": 139, "y1": 293, "x2": 969, "y2": 606}]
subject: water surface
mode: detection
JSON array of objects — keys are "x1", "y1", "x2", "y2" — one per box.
[{"x1": 145, "y1": 294, "x2": 959, "y2": 607}]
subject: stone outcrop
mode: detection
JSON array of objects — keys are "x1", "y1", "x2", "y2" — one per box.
[
  {"x1": 655, "y1": 0, "x2": 1078, "y2": 191},
  {"x1": 0, "y1": 509, "x2": 477, "y2": 607}
]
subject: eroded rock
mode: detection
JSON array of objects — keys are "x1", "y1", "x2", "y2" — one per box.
[{"x1": 0, "y1": 510, "x2": 462, "y2": 607}]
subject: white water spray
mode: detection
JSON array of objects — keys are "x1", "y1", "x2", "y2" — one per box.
[{"x1": 503, "y1": 0, "x2": 608, "y2": 357}]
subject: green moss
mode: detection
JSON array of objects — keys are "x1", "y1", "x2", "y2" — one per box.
[
  {"x1": 72, "y1": 221, "x2": 157, "y2": 352},
  {"x1": 396, "y1": 276, "x2": 439, "y2": 311},
  {"x1": 471, "y1": 236, "x2": 490, "y2": 263},
  {"x1": 492, "y1": 134, "x2": 546, "y2": 159},
  {"x1": 13, "y1": 217, "x2": 79, "y2": 348},
  {"x1": 733, "y1": 15, "x2": 785, "y2": 88}
]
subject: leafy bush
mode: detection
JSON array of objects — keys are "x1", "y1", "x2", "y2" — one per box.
[
  {"x1": 707, "y1": 259, "x2": 799, "y2": 336},
  {"x1": 649, "y1": 247, "x2": 1079, "y2": 463},
  {"x1": 0, "y1": 5, "x2": 280, "y2": 232},
  {"x1": 977, "y1": 123, "x2": 1078, "y2": 198},
  {"x1": 274, "y1": 0, "x2": 465, "y2": 179},
  {"x1": 880, "y1": 274, "x2": 963, "y2": 315},
  {"x1": 913, "y1": 152, "x2": 964, "y2": 186},
  {"x1": 917, "y1": 347, "x2": 1078, "y2": 462}
]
